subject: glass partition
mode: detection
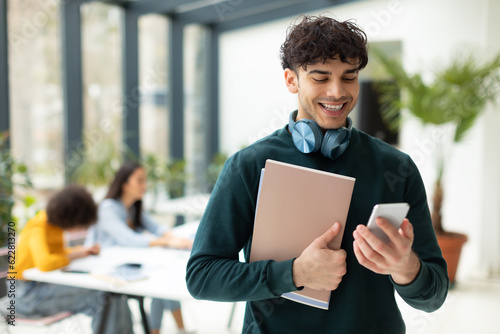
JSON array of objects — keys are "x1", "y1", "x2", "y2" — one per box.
[{"x1": 8, "y1": 0, "x2": 64, "y2": 192}]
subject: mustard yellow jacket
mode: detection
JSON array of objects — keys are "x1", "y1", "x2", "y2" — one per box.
[{"x1": 14, "y1": 211, "x2": 71, "y2": 279}]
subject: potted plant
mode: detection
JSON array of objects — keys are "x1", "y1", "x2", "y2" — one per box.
[
  {"x1": 373, "y1": 49, "x2": 500, "y2": 284},
  {"x1": 141, "y1": 156, "x2": 189, "y2": 202},
  {"x1": 165, "y1": 159, "x2": 187, "y2": 199},
  {"x1": 0, "y1": 131, "x2": 32, "y2": 298},
  {"x1": 0, "y1": 131, "x2": 33, "y2": 245},
  {"x1": 71, "y1": 134, "x2": 124, "y2": 189}
]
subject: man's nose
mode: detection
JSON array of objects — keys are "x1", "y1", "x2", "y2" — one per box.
[{"x1": 325, "y1": 80, "x2": 346, "y2": 98}]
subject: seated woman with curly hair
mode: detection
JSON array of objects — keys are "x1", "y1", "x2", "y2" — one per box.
[{"x1": 0, "y1": 185, "x2": 134, "y2": 333}]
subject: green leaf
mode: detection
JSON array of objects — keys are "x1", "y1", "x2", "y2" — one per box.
[
  {"x1": 373, "y1": 49, "x2": 500, "y2": 143},
  {"x1": 23, "y1": 194, "x2": 37, "y2": 208}
]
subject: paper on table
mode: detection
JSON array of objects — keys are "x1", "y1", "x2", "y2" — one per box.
[
  {"x1": 105, "y1": 264, "x2": 149, "y2": 283},
  {"x1": 64, "y1": 255, "x2": 113, "y2": 274},
  {"x1": 171, "y1": 221, "x2": 199, "y2": 240},
  {"x1": 64, "y1": 248, "x2": 164, "y2": 275}
]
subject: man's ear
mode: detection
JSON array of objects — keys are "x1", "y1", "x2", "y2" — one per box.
[{"x1": 284, "y1": 68, "x2": 298, "y2": 94}]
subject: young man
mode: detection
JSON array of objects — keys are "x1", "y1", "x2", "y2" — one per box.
[
  {"x1": 186, "y1": 16, "x2": 448, "y2": 333},
  {"x1": 1, "y1": 185, "x2": 133, "y2": 333}
]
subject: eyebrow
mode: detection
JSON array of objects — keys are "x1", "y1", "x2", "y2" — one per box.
[{"x1": 307, "y1": 68, "x2": 359, "y2": 76}]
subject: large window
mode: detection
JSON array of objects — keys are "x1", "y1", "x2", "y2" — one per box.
[
  {"x1": 139, "y1": 14, "x2": 169, "y2": 162},
  {"x1": 8, "y1": 0, "x2": 64, "y2": 191},
  {"x1": 184, "y1": 25, "x2": 209, "y2": 194},
  {"x1": 138, "y1": 20, "x2": 211, "y2": 195},
  {"x1": 81, "y1": 2, "x2": 123, "y2": 178},
  {"x1": 7, "y1": 1, "x2": 212, "y2": 204}
]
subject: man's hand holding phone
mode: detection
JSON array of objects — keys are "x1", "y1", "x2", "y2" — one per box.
[{"x1": 353, "y1": 203, "x2": 421, "y2": 285}]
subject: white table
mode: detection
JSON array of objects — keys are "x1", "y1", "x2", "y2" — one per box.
[
  {"x1": 23, "y1": 247, "x2": 193, "y2": 300},
  {"x1": 23, "y1": 242, "x2": 197, "y2": 332}
]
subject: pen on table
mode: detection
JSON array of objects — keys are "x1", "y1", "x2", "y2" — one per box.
[{"x1": 62, "y1": 269, "x2": 90, "y2": 274}]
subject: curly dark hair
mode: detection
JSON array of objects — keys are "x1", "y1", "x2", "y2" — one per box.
[
  {"x1": 280, "y1": 15, "x2": 368, "y2": 72},
  {"x1": 46, "y1": 185, "x2": 97, "y2": 229}
]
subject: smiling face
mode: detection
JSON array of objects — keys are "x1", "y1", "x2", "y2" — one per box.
[{"x1": 285, "y1": 57, "x2": 360, "y2": 130}]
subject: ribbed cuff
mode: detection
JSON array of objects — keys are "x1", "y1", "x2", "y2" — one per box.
[
  {"x1": 391, "y1": 260, "x2": 429, "y2": 297},
  {"x1": 266, "y1": 258, "x2": 300, "y2": 296}
]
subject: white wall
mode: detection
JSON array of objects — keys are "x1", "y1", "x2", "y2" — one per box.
[
  {"x1": 219, "y1": 0, "x2": 500, "y2": 279},
  {"x1": 219, "y1": 22, "x2": 294, "y2": 152},
  {"x1": 477, "y1": 0, "x2": 500, "y2": 277}
]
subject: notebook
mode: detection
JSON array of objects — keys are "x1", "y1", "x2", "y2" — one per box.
[{"x1": 250, "y1": 159, "x2": 355, "y2": 309}]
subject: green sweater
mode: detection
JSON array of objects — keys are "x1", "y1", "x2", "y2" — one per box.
[{"x1": 186, "y1": 125, "x2": 448, "y2": 334}]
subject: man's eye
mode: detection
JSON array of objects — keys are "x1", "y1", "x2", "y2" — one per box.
[
  {"x1": 344, "y1": 77, "x2": 356, "y2": 82},
  {"x1": 313, "y1": 78, "x2": 328, "y2": 82}
]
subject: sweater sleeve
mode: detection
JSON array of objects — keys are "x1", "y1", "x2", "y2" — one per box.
[
  {"x1": 392, "y1": 156, "x2": 449, "y2": 312},
  {"x1": 186, "y1": 155, "x2": 299, "y2": 301},
  {"x1": 28, "y1": 224, "x2": 70, "y2": 272}
]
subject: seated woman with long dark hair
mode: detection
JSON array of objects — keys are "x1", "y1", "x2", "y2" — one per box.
[{"x1": 85, "y1": 161, "x2": 193, "y2": 334}]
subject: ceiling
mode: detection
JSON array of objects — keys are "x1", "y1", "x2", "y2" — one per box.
[{"x1": 100, "y1": 0, "x2": 357, "y2": 32}]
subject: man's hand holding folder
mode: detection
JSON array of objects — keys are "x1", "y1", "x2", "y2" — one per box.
[{"x1": 292, "y1": 222, "x2": 347, "y2": 291}]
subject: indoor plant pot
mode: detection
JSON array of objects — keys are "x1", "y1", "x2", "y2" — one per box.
[
  {"x1": 374, "y1": 49, "x2": 500, "y2": 285},
  {"x1": 436, "y1": 232, "x2": 468, "y2": 284}
]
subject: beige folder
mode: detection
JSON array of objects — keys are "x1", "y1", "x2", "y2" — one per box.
[{"x1": 250, "y1": 159, "x2": 355, "y2": 309}]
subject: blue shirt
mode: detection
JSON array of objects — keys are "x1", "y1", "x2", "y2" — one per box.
[{"x1": 85, "y1": 198, "x2": 168, "y2": 248}]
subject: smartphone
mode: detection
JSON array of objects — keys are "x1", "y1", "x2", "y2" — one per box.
[
  {"x1": 366, "y1": 203, "x2": 410, "y2": 244},
  {"x1": 111, "y1": 263, "x2": 147, "y2": 282},
  {"x1": 118, "y1": 263, "x2": 142, "y2": 269}
]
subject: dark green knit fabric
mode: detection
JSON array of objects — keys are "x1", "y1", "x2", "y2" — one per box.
[{"x1": 186, "y1": 125, "x2": 448, "y2": 334}]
